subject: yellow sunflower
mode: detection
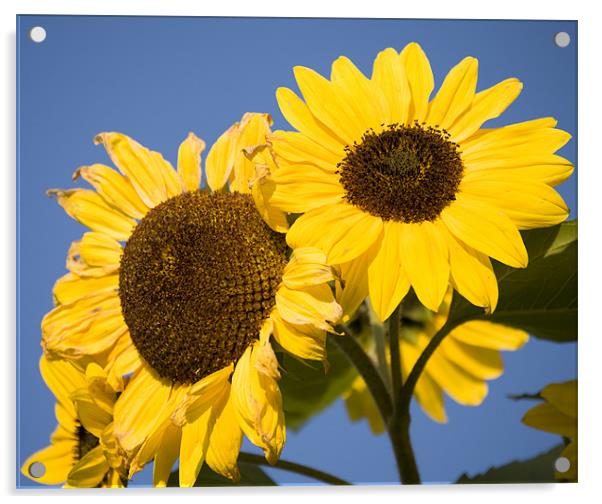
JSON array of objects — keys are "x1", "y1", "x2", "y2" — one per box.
[
  {"x1": 265, "y1": 42, "x2": 573, "y2": 321},
  {"x1": 522, "y1": 380, "x2": 577, "y2": 482},
  {"x1": 21, "y1": 357, "x2": 128, "y2": 487},
  {"x1": 41, "y1": 113, "x2": 342, "y2": 487},
  {"x1": 344, "y1": 291, "x2": 528, "y2": 426}
]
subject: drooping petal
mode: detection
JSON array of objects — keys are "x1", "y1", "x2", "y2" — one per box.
[
  {"x1": 281, "y1": 247, "x2": 334, "y2": 289},
  {"x1": 206, "y1": 387, "x2": 244, "y2": 482},
  {"x1": 21, "y1": 440, "x2": 77, "y2": 486},
  {"x1": 367, "y1": 222, "x2": 411, "y2": 322},
  {"x1": 441, "y1": 194, "x2": 528, "y2": 268},
  {"x1": 271, "y1": 312, "x2": 327, "y2": 361},
  {"x1": 398, "y1": 221, "x2": 449, "y2": 312},
  {"x1": 275, "y1": 283, "x2": 342, "y2": 331},
  {"x1": 152, "y1": 423, "x2": 182, "y2": 487},
  {"x1": 231, "y1": 342, "x2": 285, "y2": 464},
  {"x1": 446, "y1": 229, "x2": 498, "y2": 312},
  {"x1": 66, "y1": 445, "x2": 109, "y2": 488},
  {"x1": 451, "y1": 320, "x2": 528, "y2": 351}
]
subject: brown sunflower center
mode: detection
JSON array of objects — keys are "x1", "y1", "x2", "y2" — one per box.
[
  {"x1": 119, "y1": 191, "x2": 288, "y2": 384},
  {"x1": 337, "y1": 123, "x2": 464, "y2": 222}
]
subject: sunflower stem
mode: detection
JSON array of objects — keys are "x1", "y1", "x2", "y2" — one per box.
[
  {"x1": 238, "y1": 452, "x2": 351, "y2": 485},
  {"x1": 387, "y1": 304, "x2": 403, "y2": 400},
  {"x1": 331, "y1": 327, "x2": 393, "y2": 425}
]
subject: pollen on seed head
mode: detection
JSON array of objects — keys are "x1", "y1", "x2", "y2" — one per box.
[
  {"x1": 119, "y1": 191, "x2": 288, "y2": 384},
  {"x1": 337, "y1": 123, "x2": 464, "y2": 223}
]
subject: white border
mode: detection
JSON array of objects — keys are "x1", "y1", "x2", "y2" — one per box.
[{"x1": 2, "y1": 1, "x2": 600, "y2": 503}]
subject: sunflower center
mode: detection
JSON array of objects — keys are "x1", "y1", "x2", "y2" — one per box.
[
  {"x1": 76, "y1": 424, "x2": 99, "y2": 461},
  {"x1": 119, "y1": 191, "x2": 288, "y2": 384},
  {"x1": 337, "y1": 123, "x2": 464, "y2": 222}
]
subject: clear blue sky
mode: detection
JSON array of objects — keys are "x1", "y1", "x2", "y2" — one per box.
[{"x1": 17, "y1": 16, "x2": 577, "y2": 487}]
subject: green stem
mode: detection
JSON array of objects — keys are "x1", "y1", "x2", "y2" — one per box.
[
  {"x1": 387, "y1": 305, "x2": 403, "y2": 400},
  {"x1": 388, "y1": 416, "x2": 421, "y2": 484},
  {"x1": 397, "y1": 319, "x2": 456, "y2": 414},
  {"x1": 238, "y1": 452, "x2": 350, "y2": 485},
  {"x1": 330, "y1": 328, "x2": 393, "y2": 425}
]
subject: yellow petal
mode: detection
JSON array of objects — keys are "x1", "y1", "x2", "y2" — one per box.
[
  {"x1": 427, "y1": 57, "x2": 478, "y2": 129},
  {"x1": 451, "y1": 320, "x2": 528, "y2": 350},
  {"x1": 446, "y1": 229, "x2": 498, "y2": 312},
  {"x1": 231, "y1": 342, "x2": 285, "y2": 464},
  {"x1": 179, "y1": 389, "x2": 224, "y2": 487},
  {"x1": 53, "y1": 272, "x2": 118, "y2": 305},
  {"x1": 448, "y1": 78, "x2": 523, "y2": 143},
  {"x1": 331, "y1": 56, "x2": 388, "y2": 132},
  {"x1": 48, "y1": 189, "x2": 136, "y2": 241},
  {"x1": 104, "y1": 336, "x2": 141, "y2": 390},
  {"x1": 42, "y1": 293, "x2": 126, "y2": 358},
  {"x1": 269, "y1": 163, "x2": 344, "y2": 213},
  {"x1": 67, "y1": 445, "x2": 109, "y2": 488},
  {"x1": 334, "y1": 245, "x2": 376, "y2": 322},
  {"x1": 522, "y1": 402, "x2": 576, "y2": 438},
  {"x1": 371, "y1": 47, "x2": 411, "y2": 124},
  {"x1": 177, "y1": 132, "x2": 206, "y2": 192},
  {"x1": 73, "y1": 163, "x2": 149, "y2": 219},
  {"x1": 78, "y1": 232, "x2": 122, "y2": 269},
  {"x1": 367, "y1": 222, "x2": 411, "y2": 322},
  {"x1": 40, "y1": 357, "x2": 87, "y2": 417},
  {"x1": 541, "y1": 380, "x2": 577, "y2": 419},
  {"x1": 293, "y1": 66, "x2": 364, "y2": 145},
  {"x1": 275, "y1": 87, "x2": 346, "y2": 155},
  {"x1": 206, "y1": 387, "x2": 243, "y2": 482},
  {"x1": 459, "y1": 177, "x2": 569, "y2": 230},
  {"x1": 95, "y1": 132, "x2": 171, "y2": 208},
  {"x1": 268, "y1": 130, "x2": 342, "y2": 170},
  {"x1": 282, "y1": 247, "x2": 334, "y2": 289},
  {"x1": 439, "y1": 335, "x2": 504, "y2": 380},
  {"x1": 153, "y1": 423, "x2": 182, "y2": 487},
  {"x1": 71, "y1": 389, "x2": 113, "y2": 438},
  {"x1": 287, "y1": 203, "x2": 383, "y2": 265},
  {"x1": 441, "y1": 194, "x2": 528, "y2": 268},
  {"x1": 275, "y1": 283, "x2": 342, "y2": 331},
  {"x1": 205, "y1": 123, "x2": 238, "y2": 191},
  {"x1": 250, "y1": 173, "x2": 290, "y2": 233},
  {"x1": 398, "y1": 221, "x2": 449, "y2": 312},
  {"x1": 230, "y1": 113, "x2": 273, "y2": 194},
  {"x1": 21, "y1": 440, "x2": 76, "y2": 486},
  {"x1": 400, "y1": 340, "x2": 447, "y2": 423},
  {"x1": 112, "y1": 366, "x2": 175, "y2": 452},
  {"x1": 271, "y1": 312, "x2": 326, "y2": 361},
  {"x1": 400, "y1": 42, "x2": 434, "y2": 122}
]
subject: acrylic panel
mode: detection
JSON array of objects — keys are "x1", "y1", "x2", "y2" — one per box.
[{"x1": 16, "y1": 16, "x2": 577, "y2": 488}]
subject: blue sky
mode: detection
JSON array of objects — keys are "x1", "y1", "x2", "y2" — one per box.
[{"x1": 17, "y1": 16, "x2": 577, "y2": 487}]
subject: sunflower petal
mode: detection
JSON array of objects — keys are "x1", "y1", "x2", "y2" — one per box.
[
  {"x1": 400, "y1": 42, "x2": 434, "y2": 122},
  {"x1": 48, "y1": 189, "x2": 136, "y2": 241},
  {"x1": 371, "y1": 47, "x2": 411, "y2": 124},
  {"x1": 177, "y1": 132, "x2": 205, "y2": 192}
]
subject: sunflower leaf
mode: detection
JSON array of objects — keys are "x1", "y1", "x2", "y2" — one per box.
[
  {"x1": 277, "y1": 331, "x2": 359, "y2": 430},
  {"x1": 166, "y1": 461, "x2": 276, "y2": 486},
  {"x1": 448, "y1": 220, "x2": 577, "y2": 342},
  {"x1": 456, "y1": 444, "x2": 563, "y2": 483}
]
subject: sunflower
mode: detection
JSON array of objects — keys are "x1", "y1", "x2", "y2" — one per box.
[
  {"x1": 522, "y1": 380, "x2": 577, "y2": 482},
  {"x1": 344, "y1": 291, "x2": 528, "y2": 426},
  {"x1": 41, "y1": 113, "x2": 342, "y2": 486},
  {"x1": 21, "y1": 357, "x2": 128, "y2": 487},
  {"x1": 265, "y1": 42, "x2": 573, "y2": 321}
]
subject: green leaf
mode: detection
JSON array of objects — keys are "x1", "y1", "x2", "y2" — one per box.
[
  {"x1": 167, "y1": 461, "x2": 276, "y2": 487},
  {"x1": 278, "y1": 334, "x2": 359, "y2": 430},
  {"x1": 457, "y1": 444, "x2": 564, "y2": 483},
  {"x1": 448, "y1": 220, "x2": 577, "y2": 342}
]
